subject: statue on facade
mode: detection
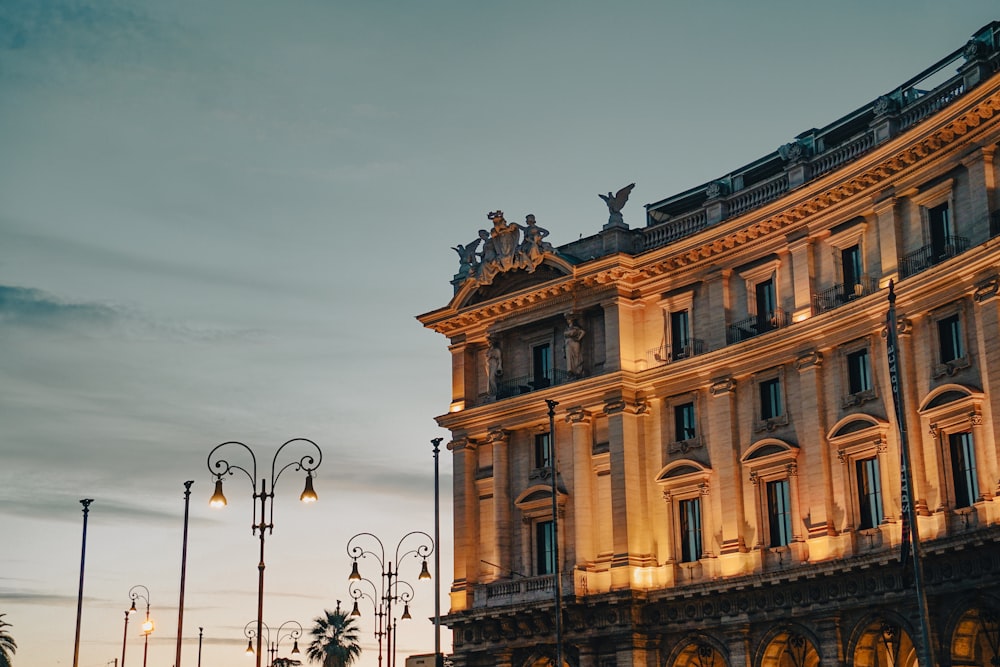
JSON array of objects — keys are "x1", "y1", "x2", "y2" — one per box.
[
  {"x1": 564, "y1": 314, "x2": 586, "y2": 379},
  {"x1": 453, "y1": 210, "x2": 555, "y2": 286},
  {"x1": 516, "y1": 214, "x2": 553, "y2": 272},
  {"x1": 599, "y1": 183, "x2": 636, "y2": 226},
  {"x1": 452, "y1": 237, "x2": 482, "y2": 279},
  {"x1": 485, "y1": 335, "x2": 503, "y2": 397}
]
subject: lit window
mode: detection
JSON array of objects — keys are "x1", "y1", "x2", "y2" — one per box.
[
  {"x1": 535, "y1": 520, "x2": 556, "y2": 575},
  {"x1": 678, "y1": 498, "x2": 702, "y2": 563},
  {"x1": 674, "y1": 403, "x2": 696, "y2": 442},
  {"x1": 847, "y1": 349, "x2": 872, "y2": 395},
  {"x1": 950, "y1": 431, "x2": 979, "y2": 508},
  {"x1": 842, "y1": 244, "x2": 863, "y2": 293},
  {"x1": 856, "y1": 457, "x2": 884, "y2": 530},
  {"x1": 766, "y1": 479, "x2": 792, "y2": 547}
]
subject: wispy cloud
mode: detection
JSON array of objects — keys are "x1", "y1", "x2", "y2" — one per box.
[{"x1": 0, "y1": 284, "x2": 122, "y2": 329}]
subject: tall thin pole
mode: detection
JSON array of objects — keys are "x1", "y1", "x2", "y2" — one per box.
[
  {"x1": 886, "y1": 282, "x2": 934, "y2": 666},
  {"x1": 545, "y1": 400, "x2": 562, "y2": 667},
  {"x1": 73, "y1": 498, "x2": 94, "y2": 667},
  {"x1": 256, "y1": 477, "x2": 268, "y2": 667},
  {"x1": 431, "y1": 438, "x2": 443, "y2": 667},
  {"x1": 121, "y1": 610, "x2": 131, "y2": 667},
  {"x1": 197, "y1": 627, "x2": 203, "y2": 667},
  {"x1": 176, "y1": 481, "x2": 194, "y2": 667}
]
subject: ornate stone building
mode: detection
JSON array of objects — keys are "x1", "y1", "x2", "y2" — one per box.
[{"x1": 419, "y1": 22, "x2": 1000, "y2": 667}]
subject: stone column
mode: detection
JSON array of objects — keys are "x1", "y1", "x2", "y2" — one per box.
[
  {"x1": 724, "y1": 625, "x2": 752, "y2": 667},
  {"x1": 448, "y1": 337, "x2": 470, "y2": 409},
  {"x1": 974, "y1": 276, "x2": 1000, "y2": 496},
  {"x1": 488, "y1": 430, "x2": 512, "y2": 578},
  {"x1": 568, "y1": 408, "x2": 595, "y2": 569},
  {"x1": 602, "y1": 295, "x2": 643, "y2": 373},
  {"x1": 448, "y1": 437, "x2": 479, "y2": 611},
  {"x1": 813, "y1": 615, "x2": 844, "y2": 665},
  {"x1": 960, "y1": 146, "x2": 996, "y2": 243},
  {"x1": 703, "y1": 269, "x2": 732, "y2": 351},
  {"x1": 605, "y1": 396, "x2": 651, "y2": 589},
  {"x1": 706, "y1": 377, "x2": 746, "y2": 557},
  {"x1": 794, "y1": 350, "x2": 836, "y2": 538},
  {"x1": 872, "y1": 195, "x2": 901, "y2": 285},
  {"x1": 787, "y1": 235, "x2": 815, "y2": 318}
]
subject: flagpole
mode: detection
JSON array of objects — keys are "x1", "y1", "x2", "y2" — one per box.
[{"x1": 886, "y1": 281, "x2": 934, "y2": 666}]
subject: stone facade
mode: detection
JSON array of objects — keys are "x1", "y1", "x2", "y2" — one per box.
[{"x1": 419, "y1": 22, "x2": 1000, "y2": 667}]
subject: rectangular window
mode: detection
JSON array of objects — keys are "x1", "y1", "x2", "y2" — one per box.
[
  {"x1": 929, "y1": 203, "x2": 952, "y2": 261},
  {"x1": 847, "y1": 348, "x2": 872, "y2": 394},
  {"x1": 535, "y1": 520, "x2": 556, "y2": 575},
  {"x1": 534, "y1": 433, "x2": 552, "y2": 469},
  {"x1": 766, "y1": 479, "x2": 792, "y2": 547},
  {"x1": 532, "y1": 343, "x2": 552, "y2": 388},
  {"x1": 755, "y1": 279, "x2": 776, "y2": 332},
  {"x1": 938, "y1": 314, "x2": 963, "y2": 363},
  {"x1": 678, "y1": 497, "x2": 702, "y2": 563},
  {"x1": 760, "y1": 378, "x2": 782, "y2": 420},
  {"x1": 842, "y1": 244, "x2": 863, "y2": 296},
  {"x1": 674, "y1": 402, "x2": 696, "y2": 442},
  {"x1": 670, "y1": 310, "x2": 690, "y2": 360},
  {"x1": 856, "y1": 457, "x2": 884, "y2": 530},
  {"x1": 950, "y1": 431, "x2": 979, "y2": 508}
]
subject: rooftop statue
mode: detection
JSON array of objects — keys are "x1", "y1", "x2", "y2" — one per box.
[
  {"x1": 454, "y1": 210, "x2": 553, "y2": 286},
  {"x1": 599, "y1": 183, "x2": 635, "y2": 227}
]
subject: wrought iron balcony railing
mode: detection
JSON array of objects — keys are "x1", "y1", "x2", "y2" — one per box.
[
  {"x1": 899, "y1": 236, "x2": 970, "y2": 279},
  {"x1": 727, "y1": 309, "x2": 790, "y2": 345},
  {"x1": 814, "y1": 274, "x2": 880, "y2": 313},
  {"x1": 645, "y1": 339, "x2": 707, "y2": 368},
  {"x1": 494, "y1": 370, "x2": 569, "y2": 400}
]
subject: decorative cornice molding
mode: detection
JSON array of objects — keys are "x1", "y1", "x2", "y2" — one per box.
[
  {"x1": 795, "y1": 350, "x2": 823, "y2": 371},
  {"x1": 710, "y1": 377, "x2": 736, "y2": 396},
  {"x1": 975, "y1": 275, "x2": 1000, "y2": 303}
]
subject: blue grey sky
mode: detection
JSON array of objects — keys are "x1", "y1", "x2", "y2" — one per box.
[{"x1": 1, "y1": 2, "x2": 997, "y2": 666}]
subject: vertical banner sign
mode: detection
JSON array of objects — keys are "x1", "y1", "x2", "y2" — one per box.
[{"x1": 886, "y1": 282, "x2": 911, "y2": 566}]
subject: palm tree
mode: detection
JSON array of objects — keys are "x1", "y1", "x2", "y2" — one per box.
[
  {"x1": 0, "y1": 614, "x2": 16, "y2": 667},
  {"x1": 307, "y1": 608, "x2": 361, "y2": 667}
]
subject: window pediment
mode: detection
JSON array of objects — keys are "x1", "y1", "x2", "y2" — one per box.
[{"x1": 514, "y1": 484, "x2": 568, "y2": 520}]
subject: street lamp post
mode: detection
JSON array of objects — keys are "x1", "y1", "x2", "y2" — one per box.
[
  {"x1": 431, "y1": 438, "x2": 443, "y2": 667},
  {"x1": 207, "y1": 438, "x2": 322, "y2": 667},
  {"x1": 120, "y1": 609, "x2": 132, "y2": 667},
  {"x1": 348, "y1": 577, "x2": 414, "y2": 667},
  {"x1": 243, "y1": 620, "x2": 303, "y2": 667},
  {"x1": 346, "y1": 532, "x2": 433, "y2": 667},
  {"x1": 126, "y1": 585, "x2": 153, "y2": 667}
]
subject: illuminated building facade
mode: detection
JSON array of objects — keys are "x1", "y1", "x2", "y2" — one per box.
[{"x1": 419, "y1": 22, "x2": 1000, "y2": 667}]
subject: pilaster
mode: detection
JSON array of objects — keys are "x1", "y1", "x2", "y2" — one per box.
[
  {"x1": 974, "y1": 276, "x2": 1000, "y2": 495},
  {"x1": 488, "y1": 430, "x2": 511, "y2": 579},
  {"x1": 872, "y1": 195, "x2": 901, "y2": 286},
  {"x1": 448, "y1": 436, "x2": 479, "y2": 611},
  {"x1": 960, "y1": 146, "x2": 997, "y2": 242},
  {"x1": 604, "y1": 395, "x2": 653, "y2": 589},
  {"x1": 787, "y1": 235, "x2": 815, "y2": 319},
  {"x1": 794, "y1": 350, "x2": 837, "y2": 539},
  {"x1": 567, "y1": 408, "x2": 596, "y2": 569},
  {"x1": 706, "y1": 376, "x2": 746, "y2": 562}
]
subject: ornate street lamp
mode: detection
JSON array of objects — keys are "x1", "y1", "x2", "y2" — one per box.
[
  {"x1": 980, "y1": 608, "x2": 1000, "y2": 666},
  {"x1": 125, "y1": 585, "x2": 153, "y2": 667},
  {"x1": 879, "y1": 622, "x2": 898, "y2": 667},
  {"x1": 207, "y1": 438, "x2": 322, "y2": 667},
  {"x1": 243, "y1": 620, "x2": 302, "y2": 667},
  {"x1": 346, "y1": 532, "x2": 433, "y2": 667}
]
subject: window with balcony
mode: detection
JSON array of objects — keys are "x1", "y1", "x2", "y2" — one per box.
[
  {"x1": 929, "y1": 202, "x2": 953, "y2": 263},
  {"x1": 671, "y1": 309, "x2": 691, "y2": 360},
  {"x1": 756, "y1": 279, "x2": 777, "y2": 332},
  {"x1": 532, "y1": 343, "x2": 552, "y2": 389},
  {"x1": 678, "y1": 497, "x2": 702, "y2": 563},
  {"x1": 950, "y1": 431, "x2": 979, "y2": 509},
  {"x1": 535, "y1": 520, "x2": 556, "y2": 575},
  {"x1": 856, "y1": 456, "x2": 884, "y2": 530}
]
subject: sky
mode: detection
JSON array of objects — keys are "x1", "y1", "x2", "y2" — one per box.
[{"x1": 0, "y1": 2, "x2": 997, "y2": 666}]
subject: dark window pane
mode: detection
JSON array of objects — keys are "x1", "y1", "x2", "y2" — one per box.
[
  {"x1": 760, "y1": 379, "x2": 782, "y2": 420},
  {"x1": 950, "y1": 432, "x2": 979, "y2": 508},
  {"x1": 847, "y1": 349, "x2": 871, "y2": 394},
  {"x1": 842, "y1": 244, "x2": 862, "y2": 291},
  {"x1": 766, "y1": 479, "x2": 792, "y2": 547},
  {"x1": 856, "y1": 457, "x2": 884, "y2": 529},
  {"x1": 533, "y1": 344, "x2": 552, "y2": 387},
  {"x1": 534, "y1": 433, "x2": 551, "y2": 469},
  {"x1": 671, "y1": 310, "x2": 690, "y2": 359},
  {"x1": 536, "y1": 520, "x2": 555, "y2": 575},
  {"x1": 674, "y1": 402, "x2": 696, "y2": 441},
  {"x1": 938, "y1": 315, "x2": 963, "y2": 363},
  {"x1": 679, "y1": 498, "x2": 702, "y2": 563},
  {"x1": 929, "y1": 203, "x2": 952, "y2": 261}
]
